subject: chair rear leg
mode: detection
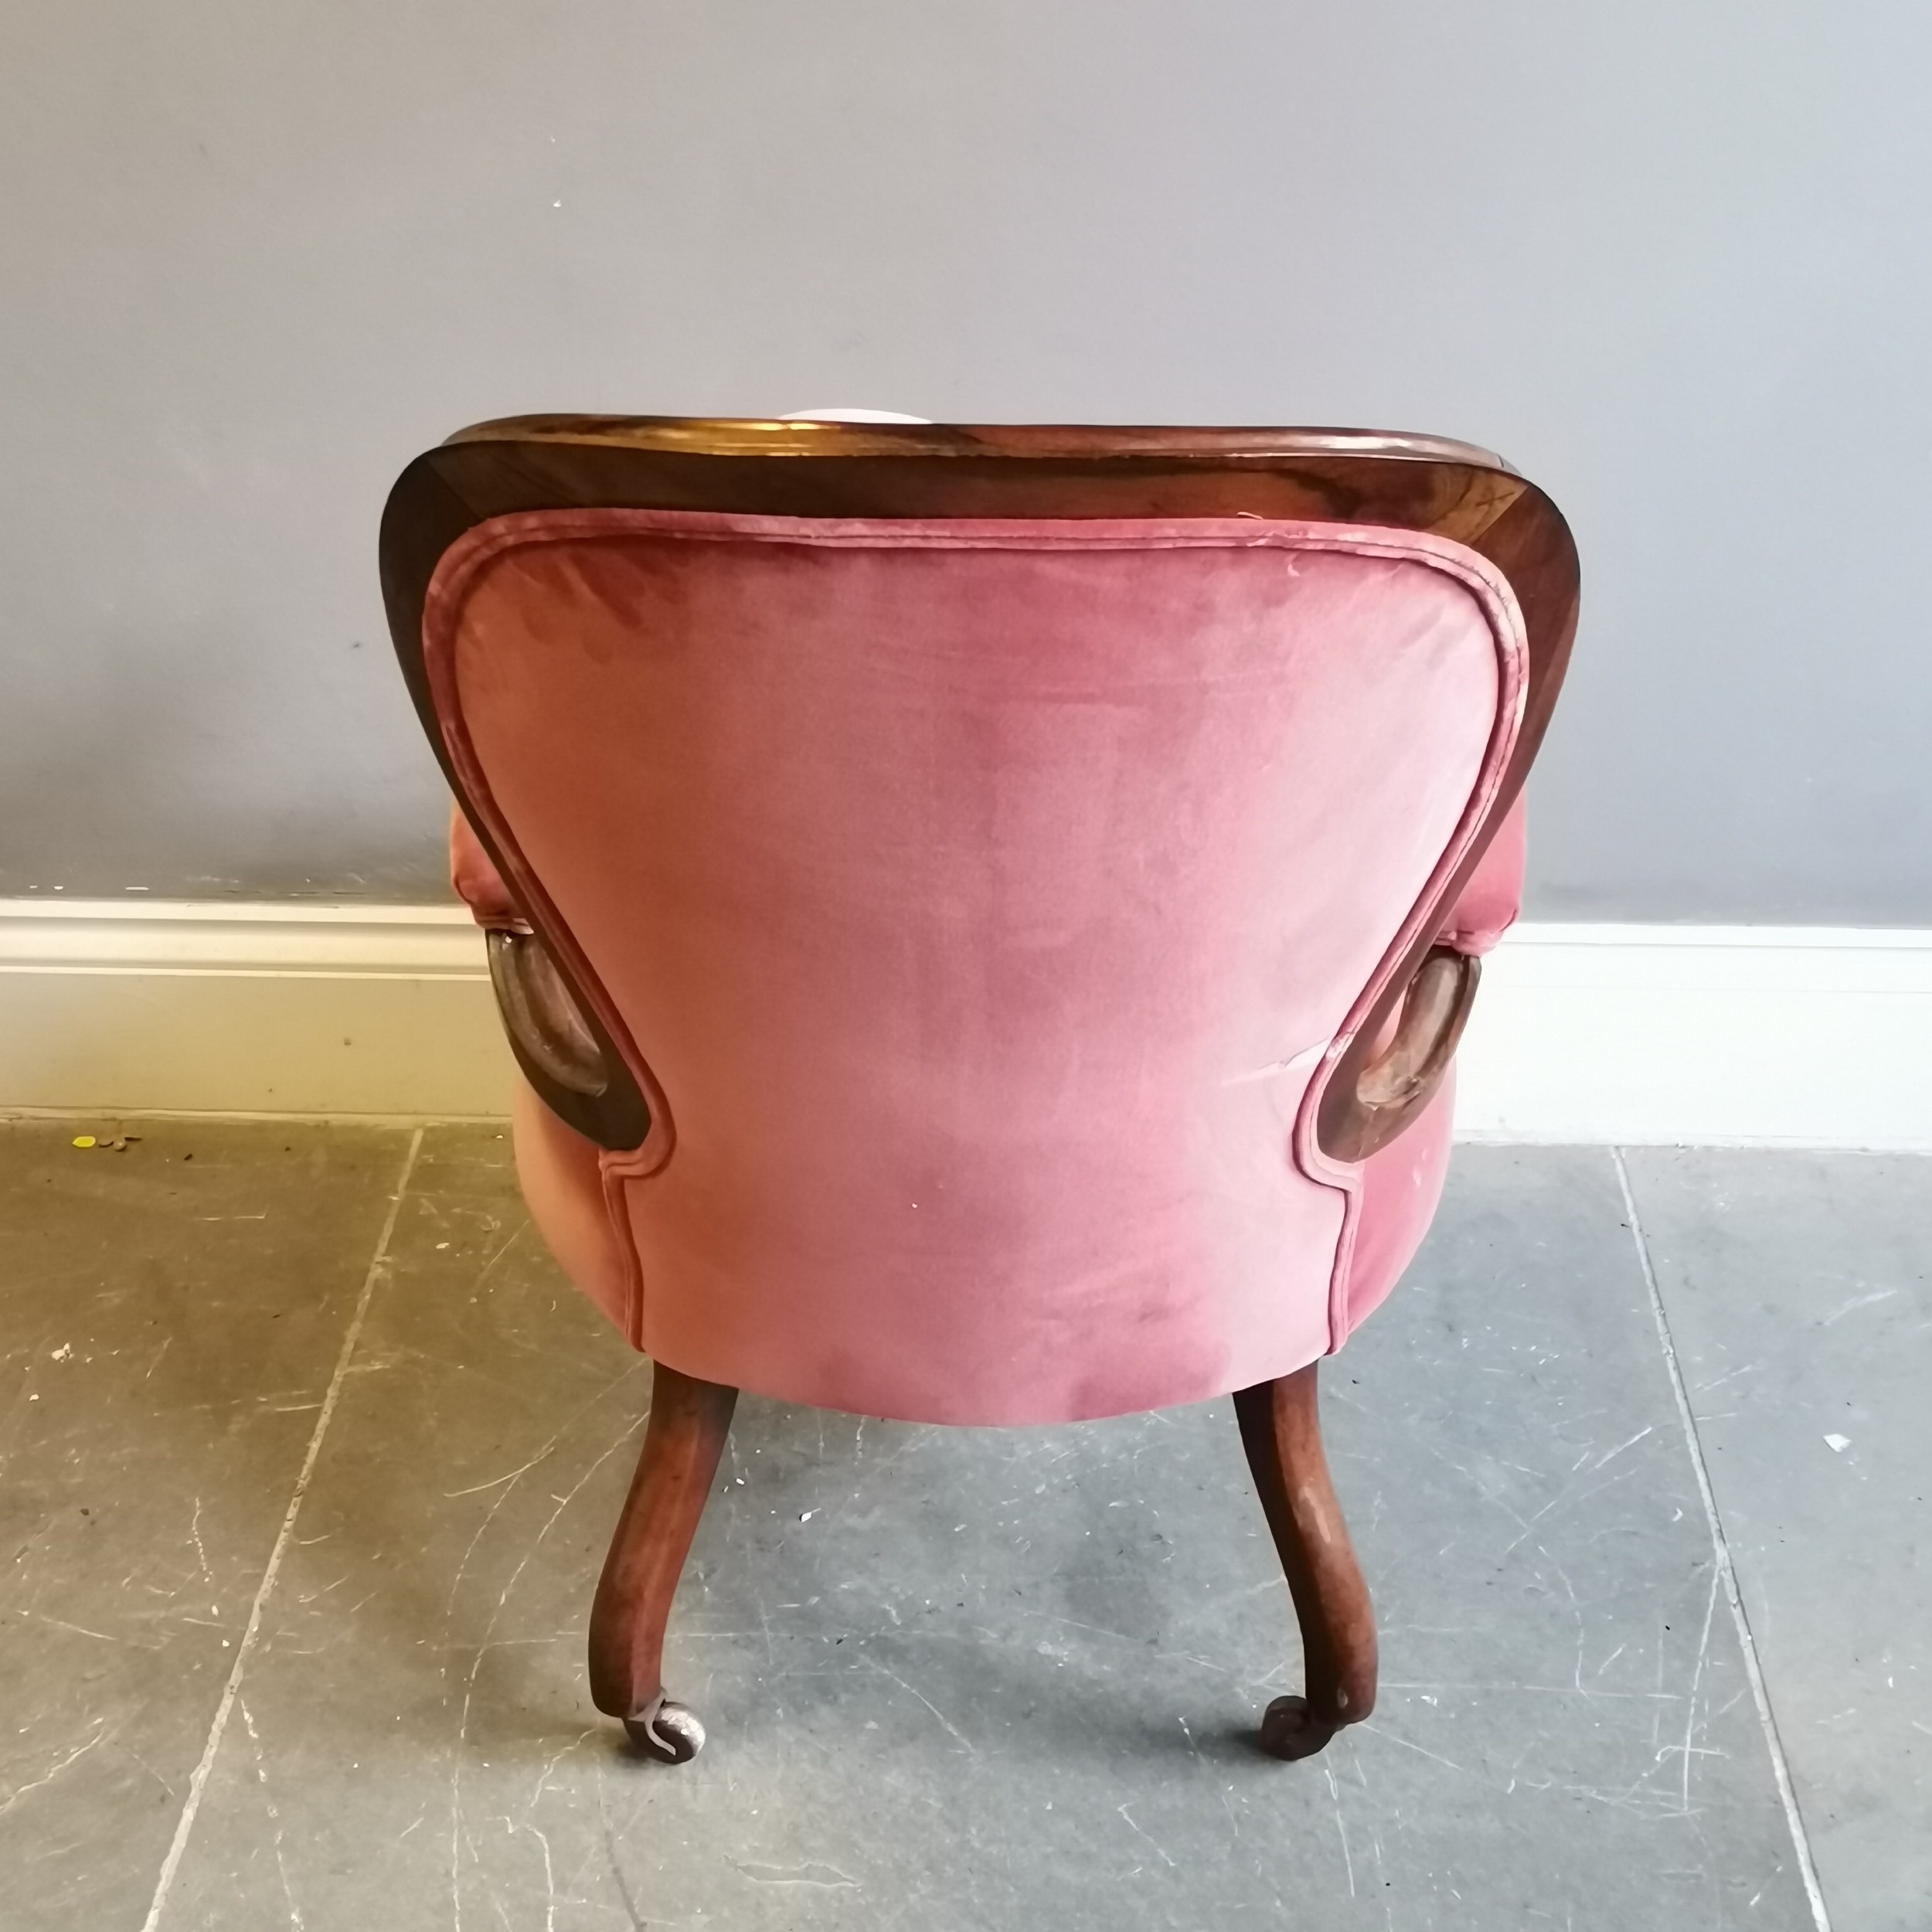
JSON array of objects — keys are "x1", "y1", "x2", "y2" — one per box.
[
  {"x1": 1233, "y1": 1362, "x2": 1376, "y2": 1760},
  {"x1": 588, "y1": 1362, "x2": 737, "y2": 1762}
]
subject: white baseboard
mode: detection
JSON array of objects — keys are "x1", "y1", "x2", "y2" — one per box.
[
  {"x1": 1455, "y1": 923, "x2": 1932, "y2": 1149},
  {"x1": 2, "y1": 901, "x2": 1927, "y2": 1146},
  {"x1": 0, "y1": 900, "x2": 511, "y2": 1119}
]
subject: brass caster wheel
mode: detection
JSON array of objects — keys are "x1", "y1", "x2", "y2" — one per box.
[
  {"x1": 623, "y1": 1695, "x2": 706, "y2": 1764},
  {"x1": 1258, "y1": 1694, "x2": 1339, "y2": 1762}
]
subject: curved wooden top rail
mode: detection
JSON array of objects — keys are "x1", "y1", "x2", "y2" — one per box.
[{"x1": 443, "y1": 414, "x2": 1511, "y2": 470}]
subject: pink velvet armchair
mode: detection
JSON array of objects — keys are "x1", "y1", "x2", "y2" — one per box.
[{"x1": 381, "y1": 417, "x2": 1577, "y2": 1765}]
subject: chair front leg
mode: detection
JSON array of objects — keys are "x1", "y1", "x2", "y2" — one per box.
[
  {"x1": 1233, "y1": 1362, "x2": 1377, "y2": 1760},
  {"x1": 588, "y1": 1361, "x2": 737, "y2": 1762}
]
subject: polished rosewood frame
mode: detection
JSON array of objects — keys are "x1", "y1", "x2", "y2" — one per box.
[{"x1": 382, "y1": 417, "x2": 1578, "y2": 1764}]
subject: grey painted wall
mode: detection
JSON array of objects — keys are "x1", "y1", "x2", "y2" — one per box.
[{"x1": 2, "y1": 2, "x2": 1927, "y2": 921}]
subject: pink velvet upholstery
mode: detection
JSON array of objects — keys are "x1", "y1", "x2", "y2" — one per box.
[
  {"x1": 1440, "y1": 788, "x2": 1525, "y2": 955},
  {"x1": 430, "y1": 511, "x2": 1526, "y2": 1424},
  {"x1": 450, "y1": 804, "x2": 520, "y2": 927},
  {"x1": 510, "y1": 1074, "x2": 633, "y2": 1332}
]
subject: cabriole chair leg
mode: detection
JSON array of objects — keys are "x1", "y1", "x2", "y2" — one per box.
[
  {"x1": 587, "y1": 1362, "x2": 737, "y2": 1763},
  {"x1": 1233, "y1": 1362, "x2": 1377, "y2": 1760}
]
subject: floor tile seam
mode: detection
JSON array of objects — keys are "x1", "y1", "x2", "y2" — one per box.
[
  {"x1": 1610, "y1": 1145, "x2": 1833, "y2": 1932},
  {"x1": 135, "y1": 1124, "x2": 425, "y2": 1932}
]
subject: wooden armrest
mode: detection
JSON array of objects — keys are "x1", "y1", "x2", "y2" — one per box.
[
  {"x1": 486, "y1": 927, "x2": 651, "y2": 1151},
  {"x1": 1317, "y1": 945, "x2": 1480, "y2": 1165}
]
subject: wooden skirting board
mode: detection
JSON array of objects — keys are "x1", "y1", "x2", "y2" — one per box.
[{"x1": 1, "y1": 900, "x2": 1927, "y2": 1148}]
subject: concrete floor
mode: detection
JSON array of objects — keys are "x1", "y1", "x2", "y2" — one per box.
[{"x1": 1, "y1": 1123, "x2": 1923, "y2": 1930}]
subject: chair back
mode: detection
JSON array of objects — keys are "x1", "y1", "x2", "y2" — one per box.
[{"x1": 384, "y1": 421, "x2": 1576, "y2": 1421}]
